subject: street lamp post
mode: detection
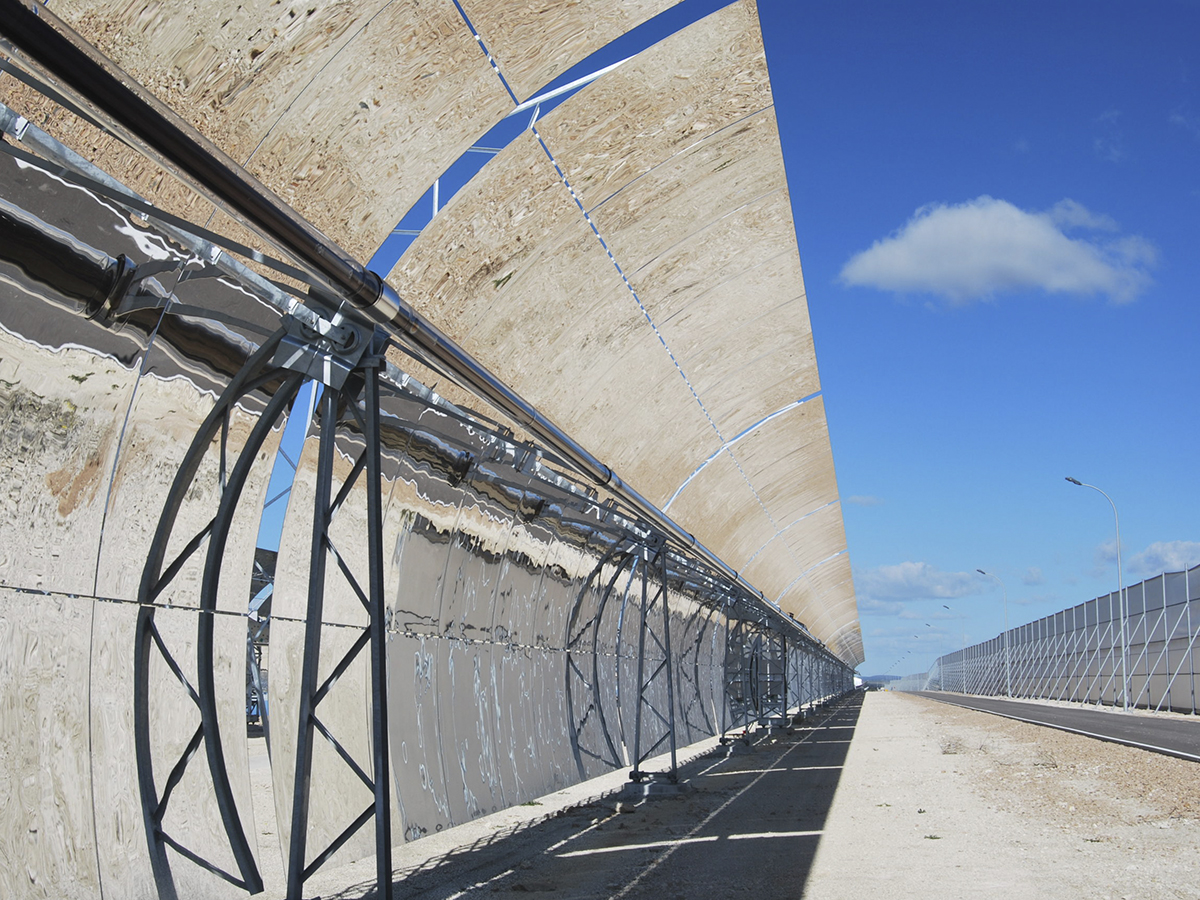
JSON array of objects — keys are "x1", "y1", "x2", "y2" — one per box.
[
  {"x1": 1065, "y1": 477, "x2": 1129, "y2": 711},
  {"x1": 976, "y1": 569, "x2": 1011, "y2": 697},
  {"x1": 943, "y1": 604, "x2": 966, "y2": 692},
  {"x1": 923, "y1": 623, "x2": 940, "y2": 689}
]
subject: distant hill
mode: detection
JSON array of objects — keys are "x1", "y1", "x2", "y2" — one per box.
[{"x1": 861, "y1": 674, "x2": 901, "y2": 685}]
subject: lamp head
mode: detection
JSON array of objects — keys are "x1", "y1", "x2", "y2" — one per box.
[
  {"x1": 976, "y1": 568, "x2": 986, "y2": 575},
  {"x1": 1066, "y1": 476, "x2": 1082, "y2": 485}
]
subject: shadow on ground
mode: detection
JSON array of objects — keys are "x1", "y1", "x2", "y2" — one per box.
[{"x1": 324, "y1": 693, "x2": 863, "y2": 899}]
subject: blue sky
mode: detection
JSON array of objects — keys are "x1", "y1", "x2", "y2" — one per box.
[
  {"x1": 759, "y1": 0, "x2": 1200, "y2": 674},
  {"x1": 275, "y1": 0, "x2": 1199, "y2": 676}
]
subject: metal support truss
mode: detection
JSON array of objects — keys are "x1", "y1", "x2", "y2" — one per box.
[
  {"x1": 757, "y1": 630, "x2": 788, "y2": 726},
  {"x1": 285, "y1": 357, "x2": 393, "y2": 900},
  {"x1": 722, "y1": 617, "x2": 755, "y2": 735},
  {"x1": 136, "y1": 321, "x2": 396, "y2": 899},
  {"x1": 675, "y1": 597, "x2": 719, "y2": 739},
  {"x1": 722, "y1": 616, "x2": 854, "y2": 735},
  {"x1": 629, "y1": 538, "x2": 679, "y2": 783}
]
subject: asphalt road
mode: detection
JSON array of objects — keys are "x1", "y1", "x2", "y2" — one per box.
[{"x1": 910, "y1": 692, "x2": 1200, "y2": 762}]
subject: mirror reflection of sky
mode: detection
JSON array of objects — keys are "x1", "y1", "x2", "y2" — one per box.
[
  {"x1": 264, "y1": 0, "x2": 1200, "y2": 676},
  {"x1": 260, "y1": 0, "x2": 731, "y2": 553}
]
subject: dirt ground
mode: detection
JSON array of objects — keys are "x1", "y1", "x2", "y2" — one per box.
[{"x1": 802, "y1": 691, "x2": 1200, "y2": 900}]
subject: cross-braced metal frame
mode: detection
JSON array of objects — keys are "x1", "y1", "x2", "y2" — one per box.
[
  {"x1": 136, "y1": 324, "x2": 396, "y2": 900},
  {"x1": 721, "y1": 613, "x2": 852, "y2": 737},
  {"x1": 285, "y1": 357, "x2": 392, "y2": 900},
  {"x1": 722, "y1": 617, "x2": 758, "y2": 735},
  {"x1": 674, "y1": 597, "x2": 720, "y2": 740},
  {"x1": 135, "y1": 333, "x2": 292, "y2": 897},
  {"x1": 757, "y1": 631, "x2": 789, "y2": 725},
  {"x1": 628, "y1": 537, "x2": 680, "y2": 783}
]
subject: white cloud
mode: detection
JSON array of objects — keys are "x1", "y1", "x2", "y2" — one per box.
[
  {"x1": 1170, "y1": 109, "x2": 1200, "y2": 140},
  {"x1": 858, "y1": 596, "x2": 907, "y2": 617},
  {"x1": 856, "y1": 561, "x2": 977, "y2": 602},
  {"x1": 1128, "y1": 541, "x2": 1200, "y2": 575},
  {"x1": 1046, "y1": 199, "x2": 1117, "y2": 232},
  {"x1": 1091, "y1": 538, "x2": 1119, "y2": 579},
  {"x1": 839, "y1": 196, "x2": 1156, "y2": 304},
  {"x1": 1093, "y1": 137, "x2": 1125, "y2": 162},
  {"x1": 1022, "y1": 566, "x2": 1045, "y2": 586},
  {"x1": 1093, "y1": 109, "x2": 1125, "y2": 162}
]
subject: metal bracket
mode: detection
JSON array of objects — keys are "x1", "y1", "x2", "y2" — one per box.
[{"x1": 272, "y1": 314, "x2": 371, "y2": 389}]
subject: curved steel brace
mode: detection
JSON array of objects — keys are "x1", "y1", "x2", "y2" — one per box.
[
  {"x1": 197, "y1": 369, "x2": 304, "y2": 880},
  {"x1": 565, "y1": 544, "x2": 633, "y2": 779},
  {"x1": 677, "y1": 606, "x2": 715, "y2": 738},
  {"x1": 589, "y1": 553, "x2": 637, "y2": 770},
  {"x1": 612, "y1": 553, "x2": 641, "y2": 757},
  {"x1": 136, "y1": 329, "x2": 293, "y2": 897},
  {"x1": 721, "y1": 617, "x2": 765, "y2": 737},
  {"x1": 748, "y1": 633, "x2": 763, "y2": 717}
]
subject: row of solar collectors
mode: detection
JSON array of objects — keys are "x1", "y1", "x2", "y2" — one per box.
[{"x1": 0, "y1": 96, "x2": 826, "y2": 898}]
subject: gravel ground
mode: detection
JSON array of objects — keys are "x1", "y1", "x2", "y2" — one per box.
[{"x1": 802, "y1": 691, "x2": 1200, "y2": 900}]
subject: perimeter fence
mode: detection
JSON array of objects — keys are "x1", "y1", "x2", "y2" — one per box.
[{"x1": 895, "y1": 565, "x2": 1200, "y2": 714}]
